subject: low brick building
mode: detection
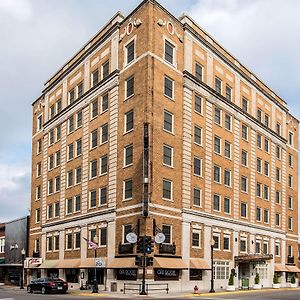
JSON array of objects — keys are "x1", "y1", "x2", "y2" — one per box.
[{"x1": 28, "y1": 0, "x2": 299, "y2": 292}]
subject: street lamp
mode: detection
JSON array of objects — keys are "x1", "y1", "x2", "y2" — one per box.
[
  {"x1": 92, "y1": 236, "x2": 99, "y2": 293},
  {"x1": 20, "y1": 248, "x2": 26, "y2": 289},
  {"x1": 209, "y1": 238, "x2": 215, "y2": 293}
]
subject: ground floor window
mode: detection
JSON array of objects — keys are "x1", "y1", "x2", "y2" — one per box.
[
  {"x1": 65, "y1": 268, "x2": 79, "y2": 283},
  {"x1": 255, "y1": 264, "x2": 268, "y2": 280},
  {"x1": 154, "y1": 269, "x2": 179, "y2": 281},
  {"x1": 213, "y1": 261, "x2": 230, "y2": 280},
  {"x1": 88, "y1": 268, "x2": 105, "y2": 284},
  {"x1": 116, "y1": 269, "x2": 137, "y2": 281},
  {"x1": 189, "y1": 269, "x2": 202, "y2": 281},
  {"x1": 286, "y1": 272, "x2": 295, "y2": 283},
  {"x1": 47, "y1": 268, "x2": 59, "y2": 279}
]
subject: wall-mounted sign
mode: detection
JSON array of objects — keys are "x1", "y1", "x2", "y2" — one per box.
[
  {"x1": 116, "y1": 269, "x2": 137, "y2": 281},
  {"x1": 25, "y1": 258, "x2": 43, "y2": 268},
  {"x1": 154, "y1": 269, "x2": 179, "y2": 280},
  {"x1": 95, "y1": 258, "x2": 105, "y2": 268}
]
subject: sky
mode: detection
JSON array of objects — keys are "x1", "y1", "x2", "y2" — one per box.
[{"x1": 0, "y1": 0, "x2": 299, "y2": 228}]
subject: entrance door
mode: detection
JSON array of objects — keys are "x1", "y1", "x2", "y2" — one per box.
[
  {"x1": 88, "y1": 269, "x2": 104, "y2": 285},
  {"x1": 239, "y1": 263, "x2": 250, "y2": 289}
]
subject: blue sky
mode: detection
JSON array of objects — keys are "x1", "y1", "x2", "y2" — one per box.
[{"x1": 0, "y1": 0, "x2": 299, "y2": 227}]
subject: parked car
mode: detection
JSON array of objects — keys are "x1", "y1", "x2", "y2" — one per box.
[{"x1": 27, "y1": 278, "x2": 68, "y2": 294}]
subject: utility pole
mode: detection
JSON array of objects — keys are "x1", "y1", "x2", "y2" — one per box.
[{"x1": 140, "y1": 236, "x2": 147, "y2": 295}]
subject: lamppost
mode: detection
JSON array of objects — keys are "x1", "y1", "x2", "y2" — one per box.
[
  {"x1": 20, "y1": 248, "x2": 26, "y2": 289},
  {"x1": 209, "y1": 238, "x2": 215, "y2": 293},
  {"x1": 92, "y1": 236, "x2": 99, "y2": 293}
]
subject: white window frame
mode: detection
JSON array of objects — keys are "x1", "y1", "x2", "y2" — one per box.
[
  {"x1": 163, "y1": 37, "x2": 176, "y2": 66},
  {"x1": 163, "y1": 144, "x2": 174, "y2": 168},
  {"x1": 124, "y1": 36, "x2": 136, "y2": 66},
  {"x1": 123, "y1": 179, "x2": 133, "y2": 201},
  {"x1": 193, "y1": 187, "x2": 202, "y2": 207},
  {"x1": 124, "y1": 144, "x2": 133, "y2": 167},
  {"x1": 192, "y1": 229, "x2": 201, "y2": 249},
  {"x1": 163, "y1": 110, "x2": 174, "y2": 134},
  {"x1": 162, "y1": 179, "x2": 173, "y2": 201},
  {"x1": 164, "y1": 75, "x2": 175, "y2": 100}
]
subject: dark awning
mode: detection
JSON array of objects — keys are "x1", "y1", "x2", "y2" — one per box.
[{"x1": 235, "y1": 254, "x2": 273, "y2": 263}]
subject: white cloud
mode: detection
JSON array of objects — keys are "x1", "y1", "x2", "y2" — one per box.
[{"x1": 0, "y1": 0, "x2": 32, "y2": 21}]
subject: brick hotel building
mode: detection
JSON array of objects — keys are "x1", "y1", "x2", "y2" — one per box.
[{"x1": 28, "y1": 0, "x2": 299, "y2": 291}]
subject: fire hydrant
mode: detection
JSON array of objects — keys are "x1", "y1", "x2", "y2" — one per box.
[{"x1": 194, "y1": 285, "x2": 199, "y2": 294}]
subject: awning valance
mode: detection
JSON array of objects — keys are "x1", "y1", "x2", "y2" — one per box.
[
  {"x1": 286, "y1": 265, "x2": 300, "y2": 273},
  {"x1": 106, "y1": 257, "x2": 136, "y2": 269},
  {"x1": 274, "y1": 264, "x2": 288, "y2": 272},
  {"x1": 57, "y1": 259, "x2": 81, "y2": 269},
  {"x1": 235, "y1": 254, "x2": 273, "y2": 263},
  {"x1": 190, "y1": 258, "x2": 210, "y2": 270},
  {"x1": 153, "y1": 257, "x2": 187, "y2": 269},
  {"x1": 39, "y1": 260, "x2": 59, "y2": 269}
]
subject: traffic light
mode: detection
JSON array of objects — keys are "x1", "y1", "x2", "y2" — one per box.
[
  {"x1": 146, "y1": 256, "x2": 153, "y2": 267},
  {"x1": 145, "y1": 236, "x2": 154, "y2": 254},
  {"x1": 136, "y1": 236, "x2": 144, "y2": 253},
  {"x1": 135, "y1": 255, "x2": 142, "y2": 267}
]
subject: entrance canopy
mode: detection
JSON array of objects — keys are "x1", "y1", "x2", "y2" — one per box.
[
  {"x1": 153, "y1": 257, "x2": 187, "y2": 269},
  {"x1": 235, "y1": 254, "x2": 273, "y2": 263}
]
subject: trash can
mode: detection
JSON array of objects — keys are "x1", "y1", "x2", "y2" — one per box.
[
  {"x1": 242, "y1": 278, "x2": 249, "y2": 290},
  {"x1": 111, "y1": 282, "x2": 117, "y2": 292}
]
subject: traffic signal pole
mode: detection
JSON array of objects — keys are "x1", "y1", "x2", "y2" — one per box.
[{"x1": 140, "y1": 236, "x2": 147, "y2": 295}]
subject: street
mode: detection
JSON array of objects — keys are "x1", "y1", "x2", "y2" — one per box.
[{"x1": 0, "y1": 288, "x2": 300, "y2": 300}]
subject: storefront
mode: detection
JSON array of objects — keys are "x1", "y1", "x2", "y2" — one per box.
[
  {"x1": 189, "y1": 258, "x2": 210, "y2": 281},
  {"x1": 153, "y1": 257, "x2": 187, "y2": 281}
]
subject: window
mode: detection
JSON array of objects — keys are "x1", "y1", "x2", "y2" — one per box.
[
  {"x1": 193, "y1": 188, "x2": 201, "y2": 207},
  {"x1": 257, "y1": 158, "x2": 262, "y2": 173},
  {"x1": 100, "y1": 155, "x2": 108, "y2": 175},
  {"x1": 77, "y1": 82, "x2": 83, "y2": 98},
  {"x1": 125, "y1": 110, "x2": 134, "y2": 132},
  {"x1": 263, "y1": 185, "x2": 269, "y2": 200},
  {"x1": 225, "y1": 84, "x2": 232, "y2": 101},
  {"x1": 194, "y1": 157, "x2": 202, "y2": 176},
  {"x1": 288, "y1": 196, "x2": 293, "y2": 209},
  {"x1": 126, "y1": 40, "x2": 135, "y2": 64},
  {"x1": 275, "y1": 243, "x2": 280, "y2": 256},
  {"x1": 37, "y1": 115, "x2": 43, "y2": 131},
  {"x1": 255, "y1": 241, "x2": 261, "y2": 254},
  {"x1": 213, "y1": 194, "x2": 221, "y2": 211},
  {"x1": 192, "y1": 230, "x2": 201, "y2": 248},
  {"x1": 275, "y1": 213, "x2": 280, "y2": 226},
  {"x1": 224, "y1": 141, "x2": 231, "y2": 159},
  {"x1": 48, "y1": 204, "x2": 53, "y2": 219},
  {"x1": 225, "y1": 114, "x2": 232, "y2": 131},
  {"x1": 264, "y1": 114, "x2": 270, "y2": 128},
  {"x1": 213, "y1": 165, "x2": 221, "y2": 183},
  {"x1": 37, "y1": 139, "x2": 42, "y2": 154},
  {"x1": 75, "y1": 167, "x2": 81, "y2": 184},
  {"x1": 36, "y1": 185, "x2": 41, "y2": 200},
  {"x1": 224, "y1": 170, "x2": 231, "y2": 187},
  {"x1": 48, "y1": 154, "x2": 54, "y2": 170},
  {"x1": 55, "y1": 151, "x2": 61, "y2": 167},
  {"x1": 194, "y1": 126, "x2": 202, "y2": 145},
  {"x1": 276, "y1": 191, "x2": 281, "y2": 204},
  {"x1": 241, "y1": 150, "x2": 247, "y2": 167},
  {"x1": 288, "y1": 174, "x2": 292, "y2": 188},
  {"x1": 36, "y1": 208, "x2": 40, "y2": 223},
  {"x1": 288, "y1": 132, "x2": 293, "y2": 146},
  {"x1": 276, "y1": 168, "x2": 281, "y2": 182},
  {"x1": 213, "y1": 235, "x2": 220, "y2": 250},
  {"x1": 242, "y1": 97, "x2": 248, "y2": 112},
  {"x1": 92, "y1": 69, "x2": 99, "y2": 87},
  {"x1": 54, "y1": 235, "x2": 59, "y2": 250},
  {"x1": 276, "y1": 146, "x2": 281, "y2": 160},
  {"x1": 101, "y1": 123, "x2": 108, "y2": 144},
  {"x1": 162, "y1": 225, "x2": 171, "y2": 244},
  {"x1": 66, "y1": 198, "x2": 73, "y2": 215},
  {"x1": 68, "y1": 143, "x2": 74, "y2": 160},
  {"x1": 91, "y1": 99, "x2": 98, "y2": 118},
  {"x1": 66, "y1": 234, "x2": 73, "y2": 250},
  {"x1": 257, "y1": 133, "x2": 262, "y2": 148},
  {"x1": 91, "y1": 130, "x2": 98, "y2": 149},
  {"x1": 257, "y1": 109, "x2": 262, "y2": 122},
  {"x1": 190, "y1": 269, "x2": 202, "y2": 281},
  {"x1": 264, "y1": 161, "x2": 269, "y2": 176},
  {"x1": 256, "y1": 207, "x2": 261, "y2": 222},
  {"x1": 214, "y1": 107, "x2": 221, "y2": 125},
  {"x1": 288, "y1": 154, "x2": 292, "y2": 167},
  {"x1": 90, "y1": 160, "x2": 97, "y2": 179},
  {"x1": 124, "y1": 179, "x2": 133, "y2": 200},
  {"x1": 76, "y1": 110, "x2": 82, "y2": 128},
  {"x1": 49, "y1": 129, "x2": 54, "y2": 145},
  {"x1": 126, "y1": 76, "x2": 134, "y2": 98},
  {"x1": 36, "y1": 162, "x2": 41, "y2": 177},
  {"x1": 194, "y1": 94, "x2": 202, "y2": 114},
  {"x1": 162, "y1": 179, "x2": 172, "y2": 200},
  {"x1": 288, "y1": 245, "x2": 293, "y2": 257},
  {"x1": 163, "y1": 111, "x2": 174, "y2": 133},
  {"x1": 55, "y1": 176, "x2": 60, "y2": 192},
  {"x1": 214, "y1": 136, "x2": 221, "y2": 154},
  {"x1": 195, "y1": 63, "x2": 203, "y2": 81},
  {"x1": 102, "y1": 60, "x2": 109, "y2": 79},
  {"x1": 56, "y1": 125, "x2": 61, "y2": 141},
  {"x1": 241, "y1": 202, "x2": 247, "y2": 218},
  {"x1": 67, "y1": 170, "x2": 73, "y2": 188},
  {"x1": 99, "y1": 227, "x2": 107, "y2": 246},
  {"x1": 56, "y1": 99, "x2": 62, "y2": 113},
  {"x1": 264, "y1": 209, "x2": 269, "y2": 223},
  {"x1": 101, "y1": 94, "x2": 109, "y2": 113},
  {"x1": 241, "y1": 124, "x2": 248, "y2": 140},
  {"x1": 50, "y1": 105, "x2": 55, "y2": 118},
  {"x1": 76, "y1": 139, "x2": 82, "y2": 156},
  {"x1": 215, "y1": 77, "x2": 222, "y2": 94},
  {"x1": 122, "y1": 225, "x2": 132, "y2": 244},
  {"x1": 241, "y1": 176, "x2": 248, "y2": 193},
  {"x1": 163, "y1": 145, "x2": 173, "y2": 167},
  {"x1": 100, "y1": 187, "x2": 107, "y2": 205},
  {"x1": 164, "y1": 76, "x2": 174, "y2": 99},
  {"x1": 124, "y1": 144, "x2": 133, "y2": 167},
  {"x1": 224, "y1": 236, "x2": 230, "y2": 250},
  {"x1": 288, "y1": 217, "x2": 293, "y2": 230},
  {"x1": 276, "y1": 123, "x2": 281, "y2": 135},
  {"x1": 213, "y1": 261, "x2": 230, "y2": 280},
  {"x1": 264, "y1": 138, "x2": 269, "y2": 152},
  {"x1": 69, "y1": 88, "x2": 75, "y2": 104},
  {"x1": 75, "y1": 195, "x2": 81, "y2": 212},
  {"x1": 75, "y1": 232, "x2": 81, "y2": 249},
  {"x1": 256, "y1": 182, "x2": 262, "y2": 198},
  {"x1": 90, "y1": 190, "x2": 97, "y2": 208},
  {"x1": 224, "y1": 197, "x2": 231, "y2": 214},
  {"x1": 240, "y1": 239, "x2": 247, "y2": 253},
  {"x1": 68, "y1": 116, "x2": 74, "y2": 133},
  {"x1": 164, "y1": 40, "x2": 175, "y2": 64},
  {"x1": 47, "y1": 236, "x2": 53, "y2": 252}
]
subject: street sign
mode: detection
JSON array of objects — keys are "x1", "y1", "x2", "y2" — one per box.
[
  {"x1": 95, "y1": 258, "x2": 105, "y2": 268},
  {"x1": 126, "y1": 232, "x2": 138, "y2": 244}
]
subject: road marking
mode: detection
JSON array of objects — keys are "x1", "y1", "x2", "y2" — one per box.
[{"x1": 0, "y1": 298, "x2": 15, "y2": 300}]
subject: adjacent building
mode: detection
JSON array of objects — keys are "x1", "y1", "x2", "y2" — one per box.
[{"x1": 29, "y1": 0, "x2": 299, "y2": 291}]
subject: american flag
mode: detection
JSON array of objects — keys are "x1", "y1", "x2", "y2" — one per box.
[{"x1": 83, "y1": 237, "x2": 99, "y2": 250}]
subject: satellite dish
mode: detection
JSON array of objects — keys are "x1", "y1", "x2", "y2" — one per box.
[
  {"x1": 155, "y1": 232, "x2": 165, "y2": 244},
  {"x1": 126, "y1": 232, "x2": 137, "y2": 244}
]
